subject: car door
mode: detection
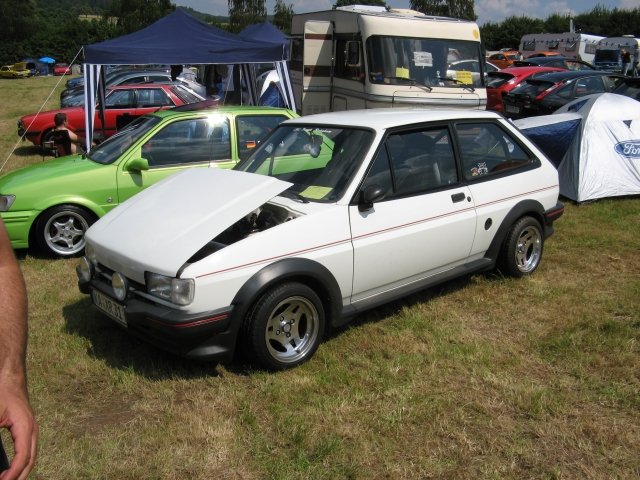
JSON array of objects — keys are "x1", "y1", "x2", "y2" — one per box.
[
  {"x1": 116, "y1": 115, "x2": 232, "y2": 203},
  {"x1": 455, "y1": 121, "x2": 543, "y2": 257},
  {"x1": 97, "y1": 88, "x2": 137, "y2": 137},
  {"x1": 349, "y1": 125, "x2": 476, "y2": 305}
]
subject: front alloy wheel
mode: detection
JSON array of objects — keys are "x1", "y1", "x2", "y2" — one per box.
[
  {"x1": 35, "y1": 205, "x2": 95, "y2": 258},
  {"x1": 244, "y1": 282, "x2": 325, "y2": 370}
]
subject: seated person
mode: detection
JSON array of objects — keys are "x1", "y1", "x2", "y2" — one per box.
[{"x1": 52, "y1": 112, "x2": 86, "y2": 156}]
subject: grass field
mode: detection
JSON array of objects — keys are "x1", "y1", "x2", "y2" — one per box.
[{"x1": 0, "y1": 76, "x2": 639, "y2": 479}]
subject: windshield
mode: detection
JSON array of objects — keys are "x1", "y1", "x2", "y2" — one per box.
[
  {"x1": 235, "y1": 125, "x2": 374, "y2": 202},
  {"x1": 367, "y1": 36, "x2": 485, "y2": 87},
  {"x1": 594, "y1": 50, "x2": 619, "y2": 63},
  {"x1": 86, "y1": 116, "x2": 161, "y2": 165}
]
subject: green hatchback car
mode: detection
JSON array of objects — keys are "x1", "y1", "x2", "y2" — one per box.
[{"x1": 0, "y1": 106, "x2": 297, "y2": 257}]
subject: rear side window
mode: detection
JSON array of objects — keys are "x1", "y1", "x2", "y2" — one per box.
[
  {"x1": 456, "y1": 123, "x2": 534, "y2": 181},
  {"x1": 511, "y1": 79, "x2": 555, "y2": 97},
  {"x1": 137, "y1": 88, "x2": 172, "y2": 107},
  {"x1": 236, "y1": 115, "x2": 288, "y2": 161},
  {"x1": 171, "y1": 85, "x2": 202, "y2": 104},
  {"x1": 486, "y1": 72, "x2": 513, "y2": 88}
]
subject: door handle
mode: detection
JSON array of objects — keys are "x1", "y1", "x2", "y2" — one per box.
[{"x1": 451, "y1": 192, "x2": 466, "y2": 203}]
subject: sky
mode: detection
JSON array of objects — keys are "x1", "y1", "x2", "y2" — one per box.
[{"x1": 174, "y1": 0, "x2": 640, "y2": 25}]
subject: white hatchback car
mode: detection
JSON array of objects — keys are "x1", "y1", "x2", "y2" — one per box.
[{"x1": 77, "y1": 109, "x2": 564, "y2": 370}]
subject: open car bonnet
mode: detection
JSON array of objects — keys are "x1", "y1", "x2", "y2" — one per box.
[{"x1": 87, "y1": 168, "x2": 292, "y2": 279}]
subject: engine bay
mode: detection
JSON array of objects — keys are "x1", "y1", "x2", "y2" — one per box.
[{"x1": 186, "y1": 202, "x2": 301, "y2": 264}]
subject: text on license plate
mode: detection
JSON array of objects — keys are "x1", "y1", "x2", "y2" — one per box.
[
  {"x1": 505, "y1": 104, "x2": 521, "y2": 114},
  {"x1": 92, "y1": 290, "x2": 127, "y2": 327}
]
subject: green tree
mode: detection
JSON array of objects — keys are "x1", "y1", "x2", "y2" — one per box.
[
  {"x1": 0, "y1": 0, "x2": 38, "y2": 42},
  {"x1": 105, "y1": 0, "x2": 174, "y2": 34},
  {"x1": 228, "y1": 0, "x2": 267, "y2": 33},
  {"x1": 410, "y1": 0, "x2": 476, "y2": 21},
  {"x1": 272, "y1": 0, "x2": 294, "y2": 34},
  {"x1": 481, "y1": 16, "x2": 544, "y2": 51}
]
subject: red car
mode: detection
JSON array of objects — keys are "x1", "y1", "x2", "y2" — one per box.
[
  {"x1": 53, "y1": 63, "x2": 71, "y2": 75},
  {"x1": 18, "y1": 83, "x2": 205, "y2": 147},
  {"x1": 486, "y1": 66, "x2": 565, "y2": 112}
]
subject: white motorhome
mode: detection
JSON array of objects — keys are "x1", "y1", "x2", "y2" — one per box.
[
  {"x1": 593, "y1": 36, "x2": 640, "y2": 72},
  {"x1": 519, "y1": 32, "x2": 604, "y2": 63},
  {"x1": 290, "y1": 5, "x2": 486, "y2": 115}
]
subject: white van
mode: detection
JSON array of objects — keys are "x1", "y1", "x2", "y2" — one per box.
[
  {"x1": 290, "y1": 5, "x2": 486, "y2": 115},
  {"x1": 593, "y1": 36, "x2": 640, "y2": 72},
  {"x1": 519, "y1": 32, "x2": 604, "y2": 63}
]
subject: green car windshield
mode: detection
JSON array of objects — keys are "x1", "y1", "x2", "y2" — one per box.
[
  {"x1": 86, "y1": 116, "x2": 162, "y2": 165},
  {"x1": 236, "y1": 125, "x2": 373, "y2": 203}
]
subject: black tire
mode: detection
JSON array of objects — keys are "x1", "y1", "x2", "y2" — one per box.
[
  {"x1": 498, "y1": 216, "x2": 544, "y2": 278},
  {"x1": 34, "y1": 205, "x2": 95, "y2": 258},
  {"x1": 243, "y1": 282, "x2": 325, "y2": 371}
]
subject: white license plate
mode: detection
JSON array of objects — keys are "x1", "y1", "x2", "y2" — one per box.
[
  {"x1": 505, "y1": 104, "x2": 521, "y2": 114},
  {"x1": 92, "y1": 290, "x2": 127, "y2": 327}
]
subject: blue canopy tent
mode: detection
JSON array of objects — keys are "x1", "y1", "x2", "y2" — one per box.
[
  {"x1": 238, "y1": 22, "x2": 293, "y2": 109},
  {"x1": 81, "y1": 9, "x2": 294, "y2": 149}
]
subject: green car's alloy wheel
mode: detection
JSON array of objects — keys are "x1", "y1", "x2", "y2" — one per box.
[
  {"x1": 244, "y1": 282, "x2": 325, "y2": 371},
  {"x1": 35, "y1": 205, "x2": 95, "y2": 258}
]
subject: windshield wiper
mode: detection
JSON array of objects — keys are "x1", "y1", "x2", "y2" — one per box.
[
  {"x1": 435, "y1": 77, "x2": 475, "y2": 92},
  {"x1": 385, "y1": 76, "x2": 433, "y2": 92},
  {"x1": 280, "y1": 190, "x2": 309, "y2": 203}
]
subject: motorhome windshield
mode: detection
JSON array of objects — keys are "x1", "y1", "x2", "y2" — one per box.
[
  {"x1": 594, "y1": 49, "x2": 619, "y2": 63},
  {"x1": 367, "y1": 36, "x2": 485, "y2": 87}
]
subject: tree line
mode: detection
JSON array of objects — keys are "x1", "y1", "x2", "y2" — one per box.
[{"x1": 1, "y1": 0, "x2": 639, "y2": 67}]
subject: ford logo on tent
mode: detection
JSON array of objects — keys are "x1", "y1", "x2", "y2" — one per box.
[{"x1": 615, "y1": 141, "x2": 640, "y2": 158}]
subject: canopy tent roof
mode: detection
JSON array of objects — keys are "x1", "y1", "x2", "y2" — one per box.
[
  {"x1": 83, "y1": 9, "x2": 288, "y2": 65},
  {"x1": 238, "y1": 22, "x2": 290, "y2": 57},
  {"x1": 81, "y1": 10, "x2": 295, "y2": 149}
]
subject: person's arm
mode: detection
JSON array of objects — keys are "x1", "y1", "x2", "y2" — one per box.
[{"x1": 0, "y1": 220, "x2": 37, "y2": 480}]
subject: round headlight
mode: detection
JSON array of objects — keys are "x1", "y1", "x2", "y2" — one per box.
[
  {"x1": 111, "y1": 272, "x2": 129, "y2": 302},
  {"x1": 76, "y1": 256, "x2": 94, "y2": 283}
]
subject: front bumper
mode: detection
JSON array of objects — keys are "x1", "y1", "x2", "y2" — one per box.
[
  {"x1": 78, "y1": 274, "x2": 239, "y2": 362},
  {"x1": 0, "y1": 210, "x2": 38, "y2": 249}
]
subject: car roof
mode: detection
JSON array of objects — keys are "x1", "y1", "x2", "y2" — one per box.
[
  {"x1": 497, "y1": 66, "x2": 565, "y2": 74},
  {"x1": 150, "y1": 105, "x2": 296, "y2": 119},
  {"x1": 282, "y1": 108, "x2": 502, "y2": 130},
  {"x1": 526, "y1": 70, "x2": 617, "y2": 82}
]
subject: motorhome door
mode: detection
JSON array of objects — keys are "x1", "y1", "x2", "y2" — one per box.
[{"x1": 302, "y1": 20, "x2": 334, "y2": 115}]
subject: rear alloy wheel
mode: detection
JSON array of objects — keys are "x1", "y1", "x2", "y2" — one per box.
[
  {"x1": 34, "y1": 205, "x2": 95, "y2": 258},
  {"x1": 499, "y1": 216, "x2": 544, "y2": 277},
  {"x1": 244, "y1": 282, "x2": 325, "y2": 371}
]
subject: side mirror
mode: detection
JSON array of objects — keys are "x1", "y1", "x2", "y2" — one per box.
[
  {"x1": 358, "y1": 184, "x2": 385, "y2": 211},
  {"x1": 126, "y1": 157, "x2": 149, "y2": 172}
]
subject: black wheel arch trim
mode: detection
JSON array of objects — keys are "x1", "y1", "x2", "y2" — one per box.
[
  {"x1": 485, "y1": 199, "x2": 549, "y2": 264},
  {"x1": 230, "y1": 257, "x2": 343, "y2": 332}
]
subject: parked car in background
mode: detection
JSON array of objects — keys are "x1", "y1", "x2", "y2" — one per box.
[
  {"x1": 502, "y1": 70, "x2": 624, "y2": 119},
  {"x1": 61, "y1": 68, "x2": 207, "y2": 107},
  {"x1": 486, "y1": 66, "x2": 565, "y2": 112},
  {"x1": 53, "y1": 63, "x2": 72, "y2": 75},
  {"x1": 76, "y1": 108, "x2": 564, "y2": 370},
  {"x1": 0, "y1": 64, "x2": 30, "y2": 79},
  {"x1": 487, "y1": 51, "x2": 522, "y2": 69},
  {"x1": 2, "y1": 106, "x2": 297, "y2": 257},
  {"x1": 445, "y1": 59, "x2": 498, "y2": 87},
  {"x1": 525, "y1": 51, "x2": 562, "y2": 58},
  {"x1": 18, "y1": 83, "x2": 206, "y2": 148},
  {"x1": 612, "y1": 76, "x2": 640, "y2": 100},
  {"x1": 513, "y1": 56, "x2": 595, "y2": 70}
]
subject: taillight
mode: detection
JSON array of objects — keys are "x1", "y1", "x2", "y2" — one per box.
[{"x1": 534, "y1": 82, "x2": 563, "y2": 101}]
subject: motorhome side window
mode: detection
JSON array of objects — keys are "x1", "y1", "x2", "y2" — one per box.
[
  {"x1": 335, "y1": 38, "x2": 364, "y2": 82},
  {"x1": 366, "y1": 36, "x2": 485, "y2": 88}
]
